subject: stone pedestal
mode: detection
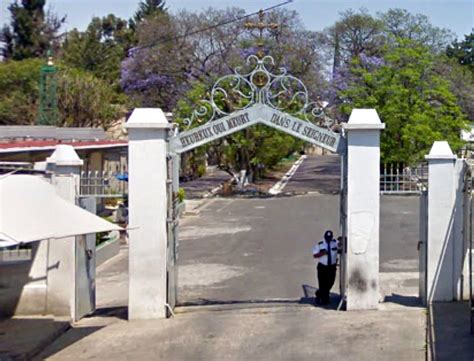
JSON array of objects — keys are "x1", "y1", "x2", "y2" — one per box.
[
  {"x1": 126, "y1": 108, "x2": 171, "y2": 320},
  {"x1": 343, "y1": 109, "x2": 385, "y2": 310}
]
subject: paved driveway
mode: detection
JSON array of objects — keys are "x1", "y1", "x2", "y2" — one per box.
[{"x1": 177, "y1": 194, "x2": 420, "y2": 306}]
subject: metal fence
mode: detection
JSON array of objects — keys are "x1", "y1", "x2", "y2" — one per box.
[
  {"x1": 380, "y1": 163, "x2": 428, "y2": 194},
  {"x1": 80, "y1": 171, "x2": 127, "y2": 197}
]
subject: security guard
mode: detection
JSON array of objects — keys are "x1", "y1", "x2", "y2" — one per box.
[{"x1": 312, "y1": 230, "x2": 339, "y2": 305}]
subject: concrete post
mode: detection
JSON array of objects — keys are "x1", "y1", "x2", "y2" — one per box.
[
  {"x1": 126, "y1": 108, "x2": 171, "y2": 320},
  {"x1": 343, "y1": 109, "x2": 385, "y2": 310},
  {"x1": 424, "y1": 141, "x2": 457, "y2": 303},
  {"x1": 45, "y1": 145, "x2": 83, "y2": 318},
  {"x1": 453, "y1": 159, "x2": 467, "y2": 301}
]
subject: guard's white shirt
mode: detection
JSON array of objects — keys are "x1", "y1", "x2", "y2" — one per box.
[{"x1": 313, "y1": 239, "x2": 339, "y2": 266}]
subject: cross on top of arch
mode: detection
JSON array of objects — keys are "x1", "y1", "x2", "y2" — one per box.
[{"x1": 244, "y1": 9, "x2": 279, "y2": 59}]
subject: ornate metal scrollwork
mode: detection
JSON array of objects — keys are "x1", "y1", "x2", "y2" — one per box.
[{"x1": 182, "y1": 54, "x2": 336, "y2": 131}]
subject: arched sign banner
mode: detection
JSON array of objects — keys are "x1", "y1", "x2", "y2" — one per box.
[{"x1": 170, "y1": 104, "x2": 342, "y2": 154}]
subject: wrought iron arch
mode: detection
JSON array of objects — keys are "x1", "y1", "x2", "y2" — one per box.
[{"x1": 179, "y1": 55, "x2": 337, "y2": 132}]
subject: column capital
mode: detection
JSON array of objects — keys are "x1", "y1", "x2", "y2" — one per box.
[
  {"x1": 126, "y1": 108, "x2": 172, "y2": 130},
  {"x1": 425, "y1": 141, "x2": 456, "y2": 161},
  {"x1": 343, "y1": 109, "x2": 385, "y2": 131}
]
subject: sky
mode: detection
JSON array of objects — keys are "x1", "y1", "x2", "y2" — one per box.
[{"x1": 0, "y1": 0, "x2": 473, "y2": 39}]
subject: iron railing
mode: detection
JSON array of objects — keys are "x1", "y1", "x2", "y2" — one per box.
[
  {"x1": 80, "y1": 171, "x2": 127, "y2": 197},
  {"x1": 380, "y1": 163, "x2": 428, "y2": 194}
]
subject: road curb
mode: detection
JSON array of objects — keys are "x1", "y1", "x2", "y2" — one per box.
[
  {"x1": 268, "y1": 155, "x2": 307, "y2": 195},
  {"x1": 203, "y1": 183, "x2": 225, "y2": 198}
]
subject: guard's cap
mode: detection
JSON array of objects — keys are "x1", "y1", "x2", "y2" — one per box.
[{"x1": 324, "y1": 230, "x2": 333, "y2": 239}]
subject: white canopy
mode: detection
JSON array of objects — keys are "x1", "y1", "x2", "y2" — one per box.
[{"x1": 0, "y1": 174, "x2": 122, "y2": 247}]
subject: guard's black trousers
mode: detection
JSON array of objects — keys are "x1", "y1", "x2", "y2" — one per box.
[{"x1": 316, "y1": 263, "x2": 337, "y2": 304}]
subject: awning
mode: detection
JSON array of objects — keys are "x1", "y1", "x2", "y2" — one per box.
[{"x1": 0, "y1": 174, "x2": 122, "y2": 247}]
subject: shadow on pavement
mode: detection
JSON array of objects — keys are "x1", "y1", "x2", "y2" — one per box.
[
  {"x1": 34, "y1": 325, "x2": 103, "y2": 360},
  {"x1": 301, "y1": 284, "x2": 340, "y2": 310},
  {"x1": 91, "y1": 306, "x2": 128, "y2": 320},
  {"x1": 383, "y1": 293, "x2": 422, "y2": 307},
  {"x1": 178, "y1": 298, "x2": 307, "y2": 307},
  {"x1": 428, "y1": 302, "x2": 474, "y2": 361},
  {"x1": 177, "y1": 285, "x2": 343, "y2": 312},
  {"x1": 32, "y1": 307, "x2": 126, "y2": 360},
  {"x1": 0, "y1": 317, "x2": 70, "y2": 360}
]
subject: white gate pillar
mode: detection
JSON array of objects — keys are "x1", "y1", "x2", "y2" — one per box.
[
  {"x1": 424, "y1": 141, "x2": 458, "y2": 302},
  {"x1": 344, "y1": 109, "x2": 384, "y2": 310},
  {"x1": 126, "y1": 108, "x2": 171, "y2": 320},
  {"x1": 45, "y1": 145, "x2": 83, "y2": 318}
]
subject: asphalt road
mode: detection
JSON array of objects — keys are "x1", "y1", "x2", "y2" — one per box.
[
  {"x1": 178, "y1": 195, "x2": 340, "y2": 305},
  {"x1": 283, "y1": 154, "x2": 341, "y2": 194},
  {"x1": 177, "y1": 193, "x2": 420, "y2": 306},
  {"x1": 181, "y1": 167, "x2": 230, "y2": 199}
]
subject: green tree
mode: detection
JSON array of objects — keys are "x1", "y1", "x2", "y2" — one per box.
[
  {"x1": 0, "y1": 58, "x2": 43, "y2": 125},
  {"x1": 131, "y1": 0, "x2": 167, "y2": 29},
  {"x1": 379, "y1": 8, "x2": 454, "y2": 52},
  {"x1": 447, "y1": 32, "x2": 474, "y2": 72},
  {"x1": 341, "y1": 39, "x2": 466, "y2": 164},
  {"x1": 1, "y1": 0, "x2": 65, "y2": 60},
  {"x1": 326, "y1": 8, "x2": 455, "y2": 118},
  {"x1": 435, "y1": 55, "x2": 474, "y2": 121},
  {"x1": 0, "y1": 58, "x2": 123, "y2": 127},
  {"x1": 62, "y1": 15, "x2": 134, "y2": 88},
  {"x1": 56, "y1": 67, "x2": 122, "y2": 128},
  {"x1": 325, "y1": 9, "x2": 385, "y2": 65}
]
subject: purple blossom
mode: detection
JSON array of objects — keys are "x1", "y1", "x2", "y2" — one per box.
[
  {"x1": 120, "y1": 56, "x2": 171, "y2": 93},
  {"x1": 239, "y1": 47, "x2": 257, "y2": 59},
  {"x1": 359, "y1": 53, "x2": 385, "y2": 69},
  {"x1": 331, "y1": 65, "x2": 350, "y2": 91}
]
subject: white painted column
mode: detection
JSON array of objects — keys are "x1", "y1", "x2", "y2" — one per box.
[
  {"x1": 126, "y1": 108, "x2": 171, "y2": 320},
  {"x1": 45, "y1": 145, "x2": 83, "y2": 318},
  {"x1": 424, "y1": 141, "x2": 457, "y2": 303},
  {"x1": 343, "y1": 109, "x2": 384, "y2": 310},
  {"x1": 453, "y1": 159, "x2": 467, "y2": 300}
]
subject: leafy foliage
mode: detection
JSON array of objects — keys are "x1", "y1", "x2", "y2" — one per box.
[
  {"x1": 131, "y1": 0, "x2": 167, "y2": 29},
  {"x1": 435, "y1": 55, "x2": 474, "y2": 121},
  {"x1": 56, "y1": 67, "x2": 123, "y2": 128},
  {"x1": 0, "y1": 58, "x2": 43, "y2": 125},
  {"x1": 326, "y1": 9, "x2": 385, "y2": 64},
  {"x1": 447, "y1": 32, "x2": 474, "y2": 72},
  {"x1": 341, "y1": 39, "x2": 466, "y2": 164},
  {"x1": 0, "y1": 59, "x2": 123, "y2": 127},
  {"x1": 379, "y1": 8, "x2": 454, "y2": 51},
  {"x1": 62, "y1": 15, "x2": 135, "y2": 88},
  {"x1": 1, "y1": 0, "x2": 65, "y2": 60}
]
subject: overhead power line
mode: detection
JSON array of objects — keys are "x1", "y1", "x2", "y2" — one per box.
[{"x1": 128, "y1": 0, "x2": 293, "y2": 55}]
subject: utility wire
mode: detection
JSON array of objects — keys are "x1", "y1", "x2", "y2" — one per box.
[{"x1": 128, "y1": 0, "x2": 293, "y2": 55}]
